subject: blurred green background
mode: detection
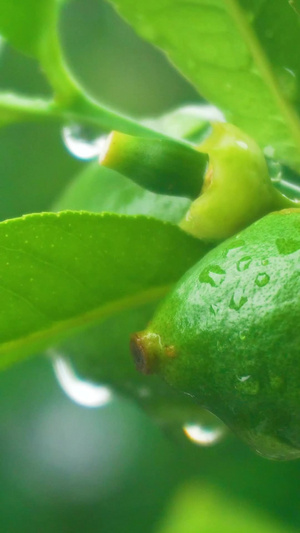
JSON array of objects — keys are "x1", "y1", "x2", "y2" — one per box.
[{"x1": 0, "y1": 1, "x2": 300, "y2": 531}]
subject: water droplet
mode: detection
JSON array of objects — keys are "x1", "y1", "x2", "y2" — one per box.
[
  {"x1": 276, "y1": 67, "x2": 298, "y2": 102},
  {"x1": 183, "y1": 423, "x2": 224, "y2": 447},
  {"x1": 238, "y1": 375, "x2": 251, "y2": 382},
  {"x1": 235, "y1": 375, "x2": 259, "y2": 395},
  {"x1": 235, "y1": 140, "x2": 248, "y2": 150},
  {"x1": 210, "y1": 303, "x2": 219, "y2": 315},
  {"x1": 261, "y1": 259, "x2": 269, "y2": 266},
  {"x1": 237, "y1": 256, "x2": 252, "y2": 271},
  {"x1": 229, "y1": 290, "x2": 248, "y2": 311},
  {"x1": 199, "y1": 265, "x2": 225, "y2": 287},
  {"x1": 62, "y1": 124, "x2": 111, "y2": 160},
  {"x1": 255, "y1": 273, "x2": 270, "y2": 287},
  {"x1": 52, "y1": 353, "x2": 112, "y2": 408},
  {"x1": 276, "y1": 238, "x2": 300, "y2": 255},
  {"x1": 225, "y1": 239, "x2": 245, "y2": 257},
  {"x1": 263, "y1": 145, "x2": 275, "y2": 158}
]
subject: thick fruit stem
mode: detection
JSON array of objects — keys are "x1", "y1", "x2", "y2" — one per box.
[
  {"x1": 100, "y1": 131, "x2": 208, "y2": 199},
  {"x1": 180, "y1": 123, "x2": 298, "y2": 241}
]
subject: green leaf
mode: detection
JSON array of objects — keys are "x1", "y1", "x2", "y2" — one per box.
[
  {"x1": 0, "y1": 211, "x2": 208, "y2": 370},
  {"x1": 0, "y1": 0, "x2": 59, "y2": 57},
  {"x1": 109, "y1": 0, "x2": 300, "y2": 171},
  {"x1": 157, "y1": 483, "x2": 297, "y2": 533},
  {"x1": 0, "y1": 1, "x2": 78, "y2": 101}
]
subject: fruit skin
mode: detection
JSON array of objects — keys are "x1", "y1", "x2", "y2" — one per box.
[
  {"x1": 131, "y1": 209, "x2": 300, "y2": 460},
  {"x1": 180, "y1": 123, "x2": 297, "y2": 242}
]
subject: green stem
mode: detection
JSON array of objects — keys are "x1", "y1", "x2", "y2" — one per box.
[
  {"x1": 38, "y1": 26, "x2": 81, "y2": 105},
  {"x1": 0, "y1": 91, "x2": 196, "y2": 152}
]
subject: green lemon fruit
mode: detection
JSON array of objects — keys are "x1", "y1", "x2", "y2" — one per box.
[{"x1": 131, "y1": 209, "x2": 300, "y2": 460}]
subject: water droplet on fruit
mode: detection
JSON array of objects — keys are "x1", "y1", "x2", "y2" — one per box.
[
  {"x1": 183, "y1": 423, "x2": 224, "y2": 447},
  {"x1": 255, "y1": 273, "x2": 270, "y2": 287},
  {"x1": 210, "y1": 303, "x2": 219, "y2": 315},
  {"x1": 276, "y1": 238, "x2": 300, "y2": 255},
  {"x1": 199, "y1": 265, "x2": 225, "y2": 287},
  {"x1": 52, "y1": 354, "x2": 112, "y2": 408},
  {"x1": 261, "y1": 259, "x2": 269, "y2": 266},
  {"x1": 229, "y1": 290, "x2": 248, "y2": 311},
  {"x1": 62, "y1": 124, "x2": 110, "y2": 160},
  {"x1": 237, "y1": 256, "x2": 252, "y2": 271},
  {"x1": 235, "y1": 375, "x2": 259, "y2": 395},
  {"x1": 225, "y1": 239, "x2": 245, "y2": 257}
]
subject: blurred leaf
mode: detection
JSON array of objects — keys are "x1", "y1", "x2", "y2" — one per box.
[
  {"x1": 144, "y1": 104, "x2": 224, "y2": 142},
  {"x1": 0, "y1": 0, "x2": 60, "y2": 57},
  {"x1": 109, "y1": 0, "x2": 300, "y2": 171},
  {"x1": 157, "y1": 483, "x2": 297, "y2": 533},
  {"x1": 54, "y1": 163, "x2": 191, "y2": 222},
  {"x1": 0, "y1": 211, "x2": 208, "y2": 370}
]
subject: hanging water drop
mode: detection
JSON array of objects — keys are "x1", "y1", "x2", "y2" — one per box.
[
  {"x1": 183, "y1": 423, "x2": 224, "y2": 447},
  {"x1": 52, "y1": 353, "x2": 113, "y2": 408},
  {"x1": 62, "y1": 124, "x2": 111, "y2": 160}
]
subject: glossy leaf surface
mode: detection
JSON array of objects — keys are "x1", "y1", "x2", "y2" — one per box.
[
  {"x1": 0, "y1": 211, "x2": 207, "y2": 369},
  {"x1": 109, "y1": 0, "x2": 300, "y2": 171}
]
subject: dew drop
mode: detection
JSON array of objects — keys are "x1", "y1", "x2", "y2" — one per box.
[
  {"x1": 183, "y1": 423, "x2": 224, "y2": 447},
  {"x1": 261, "y1": 259, "x2": 269, "y2": 266},
  {"x1": 276, "y1": 66, "x2": 298, "y2": 102},
  {"x1": 276, "y1": 238, "x2": 300, "y2": 255},
  {"x1": 229, "y1": 290, "x2": 248, "y2": 311},
  {"x1": 210, "y1": 303, "x2": 219, "y2": 315},
  {"x1": 235, "y1": 375, "x2": 259, "y2": 395},
  {"x1": 199, "y1": 265, "x2": 225, "y2": 287},
  {"x1": 62, "y1": 124, "x2": 111, "y2": 160},
  {"x1": 52, "y1": 353, "x2": 112, "y2": 408},
  {"x1": 235, "y1": 140, "x2": 248, "y2": 150},
  {"x1": 225, "y1": 239, "x2": 245, "y2": 257},
  {"x1": 255, "y1": 273, "x2": 270, "y2": 287},
  {"x1": 263, "y1": 145, "x2": 275, "y2": 158},
  {"x1": 237, "y1": 256, "x2": 252, "y2": 271}
]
